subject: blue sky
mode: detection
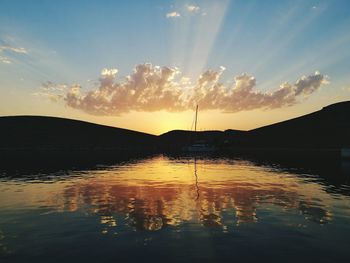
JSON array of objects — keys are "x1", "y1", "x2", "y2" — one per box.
[{"x1": 1, "y1": 0, "x2": 350, "y2": 133}]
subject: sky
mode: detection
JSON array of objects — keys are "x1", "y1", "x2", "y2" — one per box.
[{"x1": 0, "y1": 0, "x2": 350, "y2": 135}]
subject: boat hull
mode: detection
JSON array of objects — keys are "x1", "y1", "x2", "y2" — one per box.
[{"x1": 182, "y1": 145, "x2": 218, "y2": 152}]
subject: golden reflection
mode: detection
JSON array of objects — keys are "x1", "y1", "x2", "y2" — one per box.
[{"x1": 0, "y1": 156, "x2": 334, "y2": 232}]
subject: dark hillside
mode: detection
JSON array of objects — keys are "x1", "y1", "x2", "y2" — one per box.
[
  {"x1": 0, "y1": 116, "x2": 157, "y2": 152},
  {"x1": 242, "y1": 101, "x2": 350, "y2": 148},
  {"x1": 1, "y1": 101, "x2": 349, "y2": 163}
]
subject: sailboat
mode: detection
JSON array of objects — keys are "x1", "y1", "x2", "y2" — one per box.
[{"x1": 182, "y1": 105, "x2": 217, "y2": 152}]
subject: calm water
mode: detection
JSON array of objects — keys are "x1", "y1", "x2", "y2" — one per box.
[{"x1": 1, "y1": 155, "x2": 350, "y2": 262}]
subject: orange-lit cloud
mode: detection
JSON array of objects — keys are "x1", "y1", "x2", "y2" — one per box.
[
  {"x1": 40, "y1": 64, "x2": 329, "y2": 115},
  {"x1": 166, "y1": 11, "x2": 181, "y2": 18}
]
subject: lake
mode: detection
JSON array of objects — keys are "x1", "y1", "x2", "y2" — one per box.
[{"x1": 1, "y1": 155, "x2": 350, "y2": 262}]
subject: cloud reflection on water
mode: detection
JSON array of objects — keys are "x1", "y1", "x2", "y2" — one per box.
[
  {"x1": 54, "y1": 157, "x2": 333, "y2": 232},
  {"x1": 0, "y1": 156, "x2": 337, "y2": 236}
]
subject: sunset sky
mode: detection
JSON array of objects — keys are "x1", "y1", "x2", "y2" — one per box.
[{"x1": 1, "y1": 0, "x2": 350, "y2": 134}]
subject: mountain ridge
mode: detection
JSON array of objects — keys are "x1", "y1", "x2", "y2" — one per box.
[{"x1": 1, "y1": 101, "x2": 350, "y2": 154}]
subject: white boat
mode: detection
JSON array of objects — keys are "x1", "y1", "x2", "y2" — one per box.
[
  {"x1": 182, "y1": 105, "x2": 217, "y2": 152},
  {"x1": 341, "y1": 148, "x2": 350, "y2": 159},
  {"x1": 185, "y1": 140, "x2": 217, "y2": 152}
]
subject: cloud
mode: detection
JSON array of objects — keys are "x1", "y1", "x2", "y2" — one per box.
[
  {"x1": 294, "y1": 71, "x2": 328, "y2": 95},
  {"x1": 101, "y1": 68, "x2": 118, "y2": 76},
  {"x1": 33, "y1": 81, "x2": 67, "y2": 102},
  {"x1": 186, "y1": 5, "x2": 200, "y2": 13},
  {"x1": 40, "y1": 64, "x2": 329, "y2": 115},
  {"x1": 166, "y1": 12, "x2": 181, "y2": 18},
  {"x1": 0, "y1": 44, "x2": 28, "y2": 64},
  {"x1": 0, "y1": 56, "x2": 11, "y2": 64},
  {"x1": 166, "y1": 4, "x2": 203, "y2": 19},
  {"x1": 0, "y1": 45, "x2": 27, "y2": 54}
]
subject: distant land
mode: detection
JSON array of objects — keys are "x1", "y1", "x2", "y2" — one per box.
[
  {"x1": 160, "y1": 101, "x2": 350, "y2": 154},
  {"x1": 1, "y1": 101, "x2": 350, "y2": 164}
]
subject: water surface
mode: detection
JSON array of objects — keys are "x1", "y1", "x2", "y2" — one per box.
[{"x1": 1, "y1": 155, "x2": 350, "y2": 262}]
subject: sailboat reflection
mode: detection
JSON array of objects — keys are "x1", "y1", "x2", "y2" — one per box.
[
  {"x1": 1, "y1": 157, "x2": 333, "y2": 232},
  {"x1": 57, "y1": 157, "x2": 333, "y2": 232},
  {"x1": 193, "y1": 157, "x2": 223, "y2": 228},
  {"x1": 194, "y1": 157, "x2": 200, "y2": 201}
]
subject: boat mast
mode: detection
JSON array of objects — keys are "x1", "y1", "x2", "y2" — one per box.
[{"x1": 194, "y1": 104, "x2": 198, "y2": 132}]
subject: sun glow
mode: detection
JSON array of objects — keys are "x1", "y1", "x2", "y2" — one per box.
[
  {"x1": 1, "y1": 1, "x2": 349, "y2": 134},
  {"x1": 0, "y1": 156, "x2": 334, "y2": 230}
]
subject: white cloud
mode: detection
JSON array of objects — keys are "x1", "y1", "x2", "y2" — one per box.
[
  {"x1": 0, "y1": 45, "x2": 27, "y2": 54},
  {"x1": 166, "y1": 11, "x2": 181, "y2": 18},
  {"x1": 187, "y1": 5, "x2": 200, "y2": 13},
  {"x1": 0, "y1": 56, "x2": 11, "y2": 64},
  {"x1": 41, "y1": 64, "x2": 329, "y2": 115},
  {"x1": 0, "y1": 44, "x2": 27, "y2": 64},
  {"x1": 101, "y1": 68, "x2": 118, "y2": 76}
]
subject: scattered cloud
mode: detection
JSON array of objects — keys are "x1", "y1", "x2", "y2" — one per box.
[
  {"x1": 0, "y1": 44, "x2": 28, "y2": 64},
  {"x1": 0, "y1": 45, "x2": 27, "y2": 54},
  {"x1": 166, "y1": 4, "x2": 204, "y2": 18},
  {"x1": 40, "y1": 64, "x2": 329, "y2": 115},
  {"x1": 186, "y1": 4, "x2": 200, "y2": 13},
  {"x1": 166, "y1": 11, "x2": 181, "y2": 18},
  {"x1": 0, "y1": 56, "x2": 11, "y2": 64},
  {"x1": 33, "y1": 81, "x2": 68, "y2": 102}
]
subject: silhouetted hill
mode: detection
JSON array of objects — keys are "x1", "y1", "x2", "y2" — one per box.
[
  {"x1": 160, "y1": 101, "x2": 350, "y2": 154},
  {"x1": 0, "y1": 116, "x2": 157, "y2": 152},
  {"x1": 239, "y1": 101, "x2": 350, "y2": 148},
  {"x1": 1, "y1": 101, "x2": 349, "y2": 162}
]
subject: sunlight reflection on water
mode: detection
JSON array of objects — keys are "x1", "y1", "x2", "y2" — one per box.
[{"x1": 1, "y1": 155, "x2": 350, "y2": 262}]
